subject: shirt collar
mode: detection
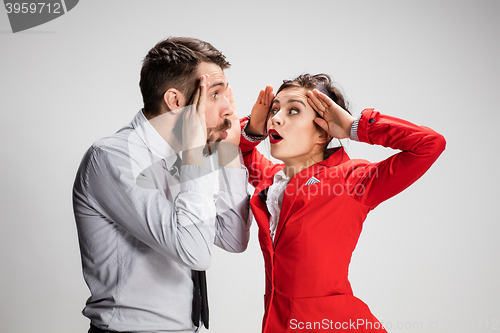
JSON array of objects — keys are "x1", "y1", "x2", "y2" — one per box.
[
  {"x1": 131, "y1": 109, "x2": 177, "y2": 167},
  {"x1": 273, "y1": 169, "x2": 290, "y2": 185}
]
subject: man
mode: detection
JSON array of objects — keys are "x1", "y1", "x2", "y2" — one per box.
[{"x1": 73, "y1": 37, "x2": 250, "y2": 333}]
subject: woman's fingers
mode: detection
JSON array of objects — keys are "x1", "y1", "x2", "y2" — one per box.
[
  {"x1": 256, "y1": 89, "x2": 265, "y2": 104},
  {"x1": 313, "y1": 89, "x2": 335, "y2": 106},
  {"x1": 264, "y1": 85, "x2": 274, "y2": 105},
  {"x1": 307, "y1": 90, "x2": 327, "y2": 113},
  {"x1": 256, "y1": 85, "x2": 274, "y2": 106},
  {"x1": 247, "y1": 86, "x2": 273, "y2": 137}
]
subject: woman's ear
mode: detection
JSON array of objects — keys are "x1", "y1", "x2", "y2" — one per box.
[
  {"x1": 163, "y1": 88, "x2": 187, "y2": 111},
  {"x1": 316, "y1": 128, "x2": 332, "y2": 145}
]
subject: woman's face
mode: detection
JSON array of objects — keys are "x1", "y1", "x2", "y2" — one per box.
[{"x1": 268, "y1": 87, "x2": 326, "y2": 165}]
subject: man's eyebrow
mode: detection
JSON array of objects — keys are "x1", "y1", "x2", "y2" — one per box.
[{"x1": 208, "y1": 81, "x2": 228, "y2": 90}]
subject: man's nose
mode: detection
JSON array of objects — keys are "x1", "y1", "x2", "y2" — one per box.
[{"x1": 222, "y1": 95, "x2": 234, "y2": 117}]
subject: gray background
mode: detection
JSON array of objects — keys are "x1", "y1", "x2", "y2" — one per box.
[{"x1": 1, "y1": 1, "x2": 499, "y2": 332}]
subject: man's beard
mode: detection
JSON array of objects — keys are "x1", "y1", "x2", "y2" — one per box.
[{"x1": 203, "y1": 118, "x2": 232, "y2": 156}]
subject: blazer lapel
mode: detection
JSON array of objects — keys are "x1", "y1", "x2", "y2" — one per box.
[
  {"x1": 250, "y1": 178, "x2": 274, "y2": 251},
  {"x1": 258, "y1": 187, "x2": 269, "y2": 204},
  {"x1": 273, "y1": 164, "x2": 325, "y2": 248}
]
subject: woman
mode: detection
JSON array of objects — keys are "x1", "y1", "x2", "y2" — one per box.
[{"x1": 239, "y1": 74, "x2": 446, "y2": 332}]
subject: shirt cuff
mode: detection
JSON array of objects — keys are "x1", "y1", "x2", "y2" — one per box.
[
  {"x1": 219, "y1": 166, "x2": 249, "y2": 195},
  {"x1": 179, "y1": 164, "x2": 217, "y2": 194},
  {"x1": 350, "y1": 114, "x2": 362, "y2": 142},
  {"x1": 242, "y1": 114, "x2": 267, "y2": 143}
]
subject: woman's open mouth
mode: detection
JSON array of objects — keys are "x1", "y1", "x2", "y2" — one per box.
[{"x1": 268, "y1": 129, "x2": 283, "y2": 144}]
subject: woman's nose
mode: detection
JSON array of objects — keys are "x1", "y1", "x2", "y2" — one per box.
[{"x1": 271, "y1": 110, "x2": 283, "y2": 126}]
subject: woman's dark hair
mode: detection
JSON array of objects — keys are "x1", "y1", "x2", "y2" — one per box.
[
  {"x1": 140, "y1": 37, "x2": 230, "y2": 117},
  {"x1": 267, "y1": 73, "x2": 350, "y2": 159}
]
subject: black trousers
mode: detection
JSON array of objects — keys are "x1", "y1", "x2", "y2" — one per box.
[{"x1": 89, "y1": 324, "x2": 134, "y2": 333}]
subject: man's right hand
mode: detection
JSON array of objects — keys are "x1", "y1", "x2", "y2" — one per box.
[
  {"x1": 180, "y1": 75, "x2": 210, "y2": 166},
  {"x1": 181, "y1": 75, "x2": 209, "y2": 150}
]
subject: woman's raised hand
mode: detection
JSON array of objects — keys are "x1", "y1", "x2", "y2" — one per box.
[
  {"x1": 246, "y1": 85, "x2": 274, "y2": 136},
  {"x1": 307, "y1": 89, "x2": 356, "y2": 140}
]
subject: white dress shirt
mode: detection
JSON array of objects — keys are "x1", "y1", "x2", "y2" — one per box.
[
  {"x1": 266, "y1": 169, "x2": 290, "y2": 242},
  {"x1": 73, "y1": 110, "x2": 251, "y2": 333}
]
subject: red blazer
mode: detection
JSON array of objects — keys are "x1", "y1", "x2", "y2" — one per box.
[{"x1": 240, "y1": 109, "x2": 446, "y2": 333}]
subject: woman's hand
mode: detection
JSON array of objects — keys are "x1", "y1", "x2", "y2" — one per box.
[
  {"x1": 246, "y1": 85, "x2": 274, "y2": 136},
  {"x1": 307, "y1": 89, "x2": 355, "y2": 139}
]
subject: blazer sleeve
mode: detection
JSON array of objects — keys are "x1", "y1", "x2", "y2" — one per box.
[
  {"x1": 345, "y1": 108, "x2": 446, "y2": 209},
  {"x1": 239, "y1": 117, "x2": 282, "y2": 187}
]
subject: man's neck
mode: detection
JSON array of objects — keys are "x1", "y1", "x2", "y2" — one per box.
[{"x1": 145, "y1": 109, "x2": 181, "y2": 154}]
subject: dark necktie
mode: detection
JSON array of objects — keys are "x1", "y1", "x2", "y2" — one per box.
[
  {"x1": 168, "y1": 154, "x2": 209, "y2": 329},
  {"x1": 168, "y1": 154, "x2": 182, "y2": 180},
  {"x1": 192, "y1": 270, "x2": 209, "y2": 329}
]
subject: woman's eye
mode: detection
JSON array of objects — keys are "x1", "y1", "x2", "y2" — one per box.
[
  {"x1": 212, "y1": 92, "x2": 218, "y2": 99},
  {"x1": 289, "y1": 108, "x2": 299, "y2": 115},
  {"x1": 270, "y1": 109, "x2": 278, "y2": 115}
]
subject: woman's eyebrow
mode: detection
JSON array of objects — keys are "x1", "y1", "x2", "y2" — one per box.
[{"x1": 288, "y1": 98, "x2": 306, "y2": 106}]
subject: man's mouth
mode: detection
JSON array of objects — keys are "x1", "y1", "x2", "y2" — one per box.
[
  {"x1": 268, "y1": 129, "x2": 283, "y2": 144},
  {"x1": 207, "y1": 118, "x2": 232, "y2": 143}
]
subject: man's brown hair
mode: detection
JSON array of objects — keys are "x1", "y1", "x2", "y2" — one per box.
[{"x1": 140, "y1": 37, "x2": 230, "y2": 117}]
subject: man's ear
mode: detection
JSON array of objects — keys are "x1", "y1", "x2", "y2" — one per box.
[{"x1": 163, "y1": 88, "x2": 187, "y2": 111}]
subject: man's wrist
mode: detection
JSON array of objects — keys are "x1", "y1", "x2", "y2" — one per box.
[{"x1": 218, "y1": 142, "x2": 241, "y2": 168}]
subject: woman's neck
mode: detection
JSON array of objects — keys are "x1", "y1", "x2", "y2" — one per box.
[{"x1": 282, "y1": 153, "x2": 324, "y2": 178}]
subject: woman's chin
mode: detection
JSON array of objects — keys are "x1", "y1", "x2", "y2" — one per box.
[{"x1": 270, "y1": 147, "x2": 289, "y2": 162}]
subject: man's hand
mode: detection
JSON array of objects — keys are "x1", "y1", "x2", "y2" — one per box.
[
  {"x1": 182, "y1": 75, "x2": 208, "y2": 149},
  {"x1": 219, "y1": 85, "x2": 241, "y2": 168},
  {"x1": 246, "y1": 85, "x2": 274, "y2": 136},
  {"x1": 307, "y1": 89, "x2": 355, "y2": 139},
  {"x1": 223, "y1": 86, "x2": 241, "y2": 146},
  {"x1": 181, "y1": 75, "x2": 209, "y2": 166}
]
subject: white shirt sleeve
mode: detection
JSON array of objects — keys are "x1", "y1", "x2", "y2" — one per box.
[
  {"x1": 83, "y1": 145, "x2": 219, "y2": 271},
  {"x1": 213, "y1": 166, "x2": 251, "y2": 253}
]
